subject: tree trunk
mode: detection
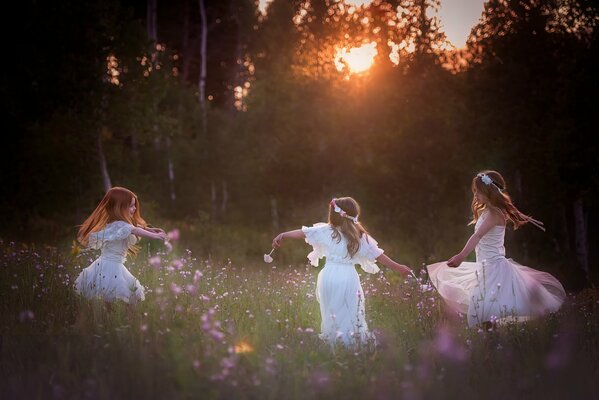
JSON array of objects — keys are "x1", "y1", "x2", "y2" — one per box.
[
  {"x1": 98, "y1": 130, "x2": 112, "y2": 192},
  {"x1": 574, "y1": 197, "x2": 589, "y2": 279},
  {"x1": 182, "y1": 0, "x2": 192, "y2": 83},
  {"x1": 147, "y1": 0, "x2": 158, "y2": 42},
  {"x1": 198, "y1": 0, "x2": 208, "y2": 137},
  {"x1": 221, "y1": 180, "x2": 228, "y2": 215},
  {"x1": 271, "y1": 197, "x2": 279, "y2": 230},
  {"x1": 166, "y1": 136, "x2": 176, "y2": 202},
  {"x1": 211, "y1": 180, "x2": 217, "y2": 219}
]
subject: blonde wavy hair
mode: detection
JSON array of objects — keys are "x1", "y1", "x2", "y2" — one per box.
[{"x1": 328, "y1": 197, "x2": 370, "y2": 258}]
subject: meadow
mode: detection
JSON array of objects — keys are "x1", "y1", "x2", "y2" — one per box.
[{"x1": 1, "y1": 237, "x2": 598, "y2": 400}]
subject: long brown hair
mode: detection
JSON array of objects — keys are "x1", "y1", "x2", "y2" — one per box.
[
  {"x1": 470, "y1": 170, "x2": 544, "y2": 230},
  {"x1": 328, "y1": 197, "x2": 370, "y2": 258},
  {"x1": 78, "y1": 187, "x2": 148, "y2": 250}
]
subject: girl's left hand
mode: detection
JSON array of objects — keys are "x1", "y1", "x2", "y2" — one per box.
[{"x1": 447, "y1": 254, "x2": 464, "y2": 268}]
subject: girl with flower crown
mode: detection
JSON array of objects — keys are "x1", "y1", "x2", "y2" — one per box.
[
  {"x1": 271, "y1": 197, "x2": 413, "y2": 347},
  {"x1": 75, "y1": 187, "x2": 168, "y2": 304},
  {"x1": 427, "y1": 171, "x2": 566, "y2": 328}
]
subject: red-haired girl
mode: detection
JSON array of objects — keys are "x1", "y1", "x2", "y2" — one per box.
[{"x1": 74, "y1": 187, "x2": 167, "y2": 303}]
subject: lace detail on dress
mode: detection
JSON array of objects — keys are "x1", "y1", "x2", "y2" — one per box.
[
  {"x1": 88, "y1": 221, "x2": 134, "y2": 249},
  {"x1": 301, "y1": 223, "x2": 384, "y2": 274}
]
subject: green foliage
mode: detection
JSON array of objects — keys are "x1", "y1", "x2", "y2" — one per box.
[{"x1": 2, "y1": 0, "x2": 598, "y2": 286}]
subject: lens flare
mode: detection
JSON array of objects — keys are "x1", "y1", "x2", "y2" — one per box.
[{"x1": 335, "y1": 42, "x2": 378, "y2": 74}]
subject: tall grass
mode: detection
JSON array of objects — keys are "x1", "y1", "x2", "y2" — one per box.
[{"x1": 1, "y1": 238, "x2": 598, "y2": 399}]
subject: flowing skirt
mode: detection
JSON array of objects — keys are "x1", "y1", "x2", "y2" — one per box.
[
  {"x1": 75, "y1": 256, "x2": 145, "y2": 303},
  {"x1": 427, "y1": 258, "x2": 565, "y2": 327},
  {"x1": 316, "y1": 262, "x2": 375, "y2": 346}
]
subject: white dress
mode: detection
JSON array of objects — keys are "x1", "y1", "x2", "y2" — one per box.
[
  {"x1": 302, "y1": 223, "x2": 384, "y2": 346},
  {"x1": 74, "y1": 221, "x2": 145, "y2": 303},
  {"x1": 427, "y1": 210, "x2": 566, "y2": 327}
]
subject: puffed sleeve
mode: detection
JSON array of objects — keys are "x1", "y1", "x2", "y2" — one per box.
[
  {"x1": 88, "y1": 221, "x2": 134, "y2": 248},
  {"x1": 301, "y1": 223, "x2": 331, "y2": 267},
  {"x1": 356, "y1": 234, "x2": 384, "y2": 274}
]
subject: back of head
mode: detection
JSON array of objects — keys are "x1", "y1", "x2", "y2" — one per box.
[
  {"x1": 328, "y1": 197, "x2": 369, "y2": 258},
  {"x1": 471, "y1": 170, "x2": 539, "y2": 229}
]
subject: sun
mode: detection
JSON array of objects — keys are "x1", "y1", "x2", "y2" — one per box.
[{"x1": 335, "y1": 42, "x2": 378, "y2": 74}]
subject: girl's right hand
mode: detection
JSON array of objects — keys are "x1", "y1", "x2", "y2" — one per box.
[
  {"x1": 272, "y1": 233, "x2": 284, "y2": 249},
  {"x1": 400, "y1": 265, "x2": 414, "y2": 276},
  {"x1": 447, "y1": 254, "x2": 464, "y2": 268}
]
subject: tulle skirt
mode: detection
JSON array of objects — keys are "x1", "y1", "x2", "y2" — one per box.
[
  {"x1": 75, "y1": 256, "x2": 145, "y2": 303},
  {"x1": 427, "y1": 258, "x2": 565, "y2": 327},
  {"x1": 316, "y1": 262, "x2": 375, "y2": 347}
]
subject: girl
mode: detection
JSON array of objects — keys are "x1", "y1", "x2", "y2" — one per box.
[
  {"x1": 427, "y1": 171, "x2": 566, "y2": 328},
  {"x1": 272, "y1": 197, "x2": 413, "y2": 347},
  {"x1": 75, "y1": 187, "x2": 168, "y2": 303}
]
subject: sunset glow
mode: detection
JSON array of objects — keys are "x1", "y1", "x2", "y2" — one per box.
[
  {"x1": 259, "y1": 0, "x2": 486, "y2": 49},
  {"x1": 335, "y1": 42, "x2": 378, "y2": 74}
]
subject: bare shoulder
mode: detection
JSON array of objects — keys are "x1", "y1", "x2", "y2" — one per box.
[{"x1": 486, "y1": 207, "x2": 506, "y2": 226}]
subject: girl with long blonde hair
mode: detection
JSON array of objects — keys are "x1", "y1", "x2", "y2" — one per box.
[
  {"x1": 75, "y1": 187, "x2": 168, "y2": 303},
  {"x1": 271, "y1": 197, "x2": 412, "y2": 347},
  {"x1": 427, "y1": 171, "x2": 566, "y2": 328}
]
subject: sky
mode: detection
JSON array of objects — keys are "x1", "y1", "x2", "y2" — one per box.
[{"x1": 258, "y1": 0, "x2": 487, "y2": 49}]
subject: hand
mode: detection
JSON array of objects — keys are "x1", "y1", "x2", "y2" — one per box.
[
  {"x1": 447, "y1": 254, "x2": 464, "y2": 268},
  {"x1": 272, "y1": 233, "x2": 285, "y2": 249},
  {"x1": 156, "y1": 232, "x2": 168, "y2": 241},
  {"x1": 400, "y1": 264, "x2": 414, "y2": 276}
]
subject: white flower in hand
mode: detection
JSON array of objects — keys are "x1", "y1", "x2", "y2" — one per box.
[
  {"x1": 264, "y1": 248, "x2": 275, "y2": 263},
  {"x1": 164, "y1": 241, "x2": 173, "y2": 253}
]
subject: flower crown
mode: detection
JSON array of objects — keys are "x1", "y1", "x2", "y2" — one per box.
[
  {"x1": 330, "y1": 199, "x2": 359, "y2": 224},
  {"x1": 477, "y1": 173, "x2": 504, "y2": 192}
]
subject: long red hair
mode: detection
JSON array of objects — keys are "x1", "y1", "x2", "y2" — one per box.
[
  {"x1": 470, "y1": 170, "x2": 544, "y2": 230},
  {"x1": 78, "y1": 187, "x2": 147, "y2": 247}
]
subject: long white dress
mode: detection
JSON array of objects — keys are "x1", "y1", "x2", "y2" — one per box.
[
  {"x1": 302, "y1": 223, "x2": 384, "y2": 346},
  {"x1": 74, "y1": 221, "x2": 145, "y2": 303},
  {"x1": 427, "y1": 210, "x2": 566, "y2": 327}
]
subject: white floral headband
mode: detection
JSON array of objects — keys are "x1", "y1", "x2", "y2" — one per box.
[
  {"x1": 330, "y1": 199, "x2": 359, "y2": 224},
  {"x1": 477, "y1": 173, "x2": 504, "y2": 192}
]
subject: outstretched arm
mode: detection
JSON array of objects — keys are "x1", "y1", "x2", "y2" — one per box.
[
  {"x1": 272, "y1": 229, "x2": 306, "y2": 249},
  {"x1": 376, "y1": 254, "x2": 413, "y2": 276},
  {"x1": 447, "y1": 211, "x2": 503, "y2": 267},
  {"x1": 146, "y1": 226, "x2": 166, "y2": 234},
  {"x1": 131, "y1": 226, "x2": 168, "y2": 241}
]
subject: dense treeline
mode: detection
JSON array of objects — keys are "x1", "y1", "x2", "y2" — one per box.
[{"x1": 2, "y1": 0, "x2": 597, "y2": 287}]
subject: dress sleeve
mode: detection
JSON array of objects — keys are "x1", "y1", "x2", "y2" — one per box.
[
  {"x1": 88, "y1": 221, "x2": 134, "y2": 248},
  {"x1": 356, "y1": 234, "x2": 384, "y2": 274},
  {"x1": 301, "y1": 223, "x2": 331, "y2": 267}
]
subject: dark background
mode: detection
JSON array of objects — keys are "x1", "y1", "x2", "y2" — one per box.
[{"x1": 2, "y1": 0, "x2": 597, "y2": 289}]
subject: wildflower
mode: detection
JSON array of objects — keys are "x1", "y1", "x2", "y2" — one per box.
[
  {"x1": 167, "y1": 229, "x2": 180, "y2": 241},
  {"x1": 186, "y1": 284, "x2": 197, "y2": 295},
  {"x1": 433, "y1": 325, "x2": 468, "y2": 362},
  {"x1": 170, "y1": 283, "x2": 182, "y2": 295},
  {"x1": 149, "y1": 256, "x2": 161, "y2": 269},
  {"x1": 18, "y1": 310, "x2": 34, "y2": 322}
]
